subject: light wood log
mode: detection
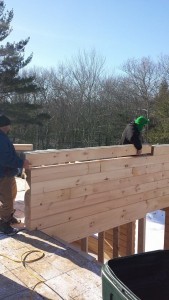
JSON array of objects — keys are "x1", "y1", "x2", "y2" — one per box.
[
  {"x1": 27, "y1": 146, "x2": 156, "y2": 171},
  {"x1": 31, "y1": 164, "x2": 169, "y2": 197},
  {"x1": 113, "y1": 228, "x2": 119, "y2": 258},
  {"x1": 39, "y1": 194, "x2": 169, "y2": 242},
  {"x1": 126, "y1": 222, "x2": 135, "y2": 255},
  {"x1": 153, "y1": 144, "x2": 169, "y2": 156},
  {"x1": 164, "y1": 208, "x2": 169, "y2": 249},
  {"x1": 24, "y1": 170, "x2": 31, "y2": 228},
  {"x1": 81, "y1": 238, "x2": 88, "y2": 253},
  {"x1": 14, "y1": 144, "x2": 33, "y2": 151},
  {"x1": 101, "y1": 154, "x2": 169, "y2": 173},
  {"x1": 30, "y1": 189, "x2": 71, "y2": 207},
  {"x1": 137, "y1": 218, "x2": 146, "y2": 253},
  {"x1": 30, "y1": 157, "x2": 169, "y2": 184},
  {"x1": 25, "y1": 144, "x2": 152, "y2": 167},
  {"x1": 30, "y1": 185, "x2": 169, "y2": 229},
  {"x1": 30, "y1": 169, "x2": 164, "y2": 207},
  {"x1": 31, "y1": 160, "x2": 100, "y2": 182},
  {"x1": 98, "y1": 232, "x2": 105, "y2": 263},
  {"x1": 31, "y1": 168, "x2": 133, "y2": 195},
  {"x1": 30, "y1": 174, "x2": 169, "y2": 212},
  {"x1": 30, "y1": 181, "x2": 168, "y2": 223}
]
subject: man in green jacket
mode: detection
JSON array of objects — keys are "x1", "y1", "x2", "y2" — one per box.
[{"x1": 121, "y1": 116, "x2": 149, "y2": 155}]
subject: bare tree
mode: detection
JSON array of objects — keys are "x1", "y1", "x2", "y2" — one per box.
[{"x1": 121, "y1": 57, "x2": 160, "y2": 117}]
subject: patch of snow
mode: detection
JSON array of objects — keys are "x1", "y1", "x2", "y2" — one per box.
[
  {"x1": 145, "y1": 210, "x2": 165, "y2": 252},
  {"x1": 146, "y1": 210, "x2": 165, "y2": 224}
]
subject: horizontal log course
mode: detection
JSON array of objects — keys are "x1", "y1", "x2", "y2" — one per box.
[
  {"x1": 153, "y1": 144, "x2": 169, "y2": 156},
  {"x1": 14, "y1": 144, "x2": 33, "y2": 151},
  {"x1": 30, "y1": 156, "x2": 169, "y2": 196},
  {"x1": 25, "y1": 144, "x2": 152, "y2": 167},
  {"x1": 30, "y1": 153, "x2": 169, "y2": 187},
  {"x1": 31, "y1": 168, "x2": 133, "y2": 195},
  {"x1": 29, "y1": 167, "x2": 169, "y2": 209},
  {"x1": 30, "y1": 177, "x2": 169, "y2": 228},
  {"x1": 41, "y1": 194, "x2": 169, "y2": 242},
  {"x1": 31, "y1": 160, "x2": 100, "y2": 182},
  {"x1": 29, "y1": 185, "x2": 169, "y2": 231}
]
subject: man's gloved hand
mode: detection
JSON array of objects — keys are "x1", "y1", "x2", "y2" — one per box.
[
  {"x1": 136, "y1": 149, "x2": 142, "y2": 155},
  {"x1": 23, "y1": 159, "x2": 31, "y2": 169}
]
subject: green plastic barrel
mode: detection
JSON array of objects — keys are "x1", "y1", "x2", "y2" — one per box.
[{"x1": 102, "y1": 250, "x2": 169, "y2": 300}]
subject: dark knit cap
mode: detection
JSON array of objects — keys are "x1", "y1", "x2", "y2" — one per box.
[{"x1": 0, "y1": 115, "x2": 11, "y2": 127}]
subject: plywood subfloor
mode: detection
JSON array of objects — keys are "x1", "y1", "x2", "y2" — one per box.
[
  {"x1": 0, "y1": 230, "x2": 102, "y2": 300},
  {"x1": 0, "y1": 178, "x2": 102, "y2": 299}
]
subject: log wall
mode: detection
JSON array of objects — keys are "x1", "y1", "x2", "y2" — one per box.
[{"x1": 24, "y1": 144, "x2": 169, "y2": 245}]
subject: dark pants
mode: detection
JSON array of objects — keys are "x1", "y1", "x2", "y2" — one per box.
[{"x1": 17, "y1": 151, "x2": 26, "y2": 177}]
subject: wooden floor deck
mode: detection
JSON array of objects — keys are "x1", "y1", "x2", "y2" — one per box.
[
  {"x1": 0, "y1": 230, "x2": 102, "y2": 300},
  {"x1": 0, "y1": 178, "x2": 102, "y2": 299}
]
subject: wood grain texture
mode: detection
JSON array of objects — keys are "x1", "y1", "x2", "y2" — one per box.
[
  {"x1": 25, "y1": 144, "x2": 152, "y2": 166},
  {"x1": 14, "y1": 144, "x2": 33, "y2": 151},
  {"x1": 25, "y1": 145, "x2": 169, "y2": 251}
]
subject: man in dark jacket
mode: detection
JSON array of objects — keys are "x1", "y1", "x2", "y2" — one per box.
[
  {"x1": 0, "y1": 114, "x2": 30, "y2": 235},
  {"x1": 121, "y1": 116, "x2": 149, "y2": 155}
]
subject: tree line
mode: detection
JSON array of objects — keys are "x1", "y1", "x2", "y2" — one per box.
[{"x1": 1, "y1": 0, "x2": 169, "y2": 150}]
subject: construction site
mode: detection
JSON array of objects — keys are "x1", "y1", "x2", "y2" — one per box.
[{"x1": 1, "y1": 143, "x2": 169, "y2": 299}]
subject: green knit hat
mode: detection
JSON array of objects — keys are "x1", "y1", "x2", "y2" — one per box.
[{"x1": 134, "y1": 116, "x2": 149, "y2": 131}]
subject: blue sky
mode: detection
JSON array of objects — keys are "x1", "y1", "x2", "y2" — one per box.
[{"x1": 4, "y1": 0, "x2": 169, "y2": 74}]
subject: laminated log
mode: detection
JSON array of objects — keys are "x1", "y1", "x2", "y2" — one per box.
[
  {"x1": 25, "y1": 144, "x2": 151, "y2": 167},
  {"x1": 14, "y1": 144, "x2": 33, "y2": 151}
]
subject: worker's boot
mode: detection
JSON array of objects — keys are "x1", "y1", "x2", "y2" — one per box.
[
  {"x1": 0, "y1": 219, "x2": 19, "y2": 235},
  {"x1": 10, "y1": 210, "x2": 21, "y2": 224}
]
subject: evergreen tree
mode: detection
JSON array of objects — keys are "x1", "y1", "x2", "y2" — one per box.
[
  {"x1": 149, "y1": 80, "x2": 169, "y2": 143},
  {"x1": 0, "y1": 1, "x2": 51, "y2": 148},
  {"x1": 0, "y1": 0, "x2": 37, "y2": 96}
]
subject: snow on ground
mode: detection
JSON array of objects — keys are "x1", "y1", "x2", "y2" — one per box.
[{"x1": 145, "y1": 210, "x2": 165, "y2": 251}]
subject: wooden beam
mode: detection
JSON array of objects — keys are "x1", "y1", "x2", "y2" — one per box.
[
  {"x1": 30, "y1": 182, "x2": 169, "y2": 227},
  {"x1": 29, "y1": 169, "x2": 167, "y2": 209},
  {"x1": 24, "y1": 169, "x2": 31, "y2": 229},
  {"x1": 98, "y1": 232, "x2": 105, "y2": 263},
  {"x1": 126, "y1": 222, "x2": 135, "y2": 255},
  {"x1": 153, "y1": 144, "x2": 169, "y2": 156},
  {"x1": 137, "y1": 217, "x2": 146, "y2": 253},
  {"x1": 31, "y1": 161, "x2": 100, "y2": 182},
  {"x1": 164, "y1": 208, "x2": 169, "y2": 249},
  {"x1": 14, "y1": 144, "x2": 33, "y2": 151},
  {"x1": 81, "y1": 238, "x2": 88, "y2": 253},
  {"x1": 41, "y1": 194, "x2": 169, "y2": 242},
  {"x1": 113, "y1": 227, "x2": 119, "y2": 258},
  {"x1": 31, "y1": 168, "x2": 133, "y2": 194},
  {"x1": 25, "y1": 144, "x2": 152, "y2": 166}
]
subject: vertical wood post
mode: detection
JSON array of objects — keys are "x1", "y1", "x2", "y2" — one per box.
[
  {"x1": 113, "y1": 227, "x2": 119, "y2": 258},
  {"x1": 98, "y1": 232, "x2": 105, "y2": 263},
  {"x1": 137, "y1": 218, "x2": 146, "y2": 253},
  {"x1": 164, "y1": 208, "x2": 169, "y2": 249},
  {"x1": 81, "y1": 237, "x2": 88, "y2": 253},
  {"x1": 126, "y1": 222, "x2": 135, "y2": 255},
  {"x1": 24, "y1": 169, "x2": 31, "y2": 229}
]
